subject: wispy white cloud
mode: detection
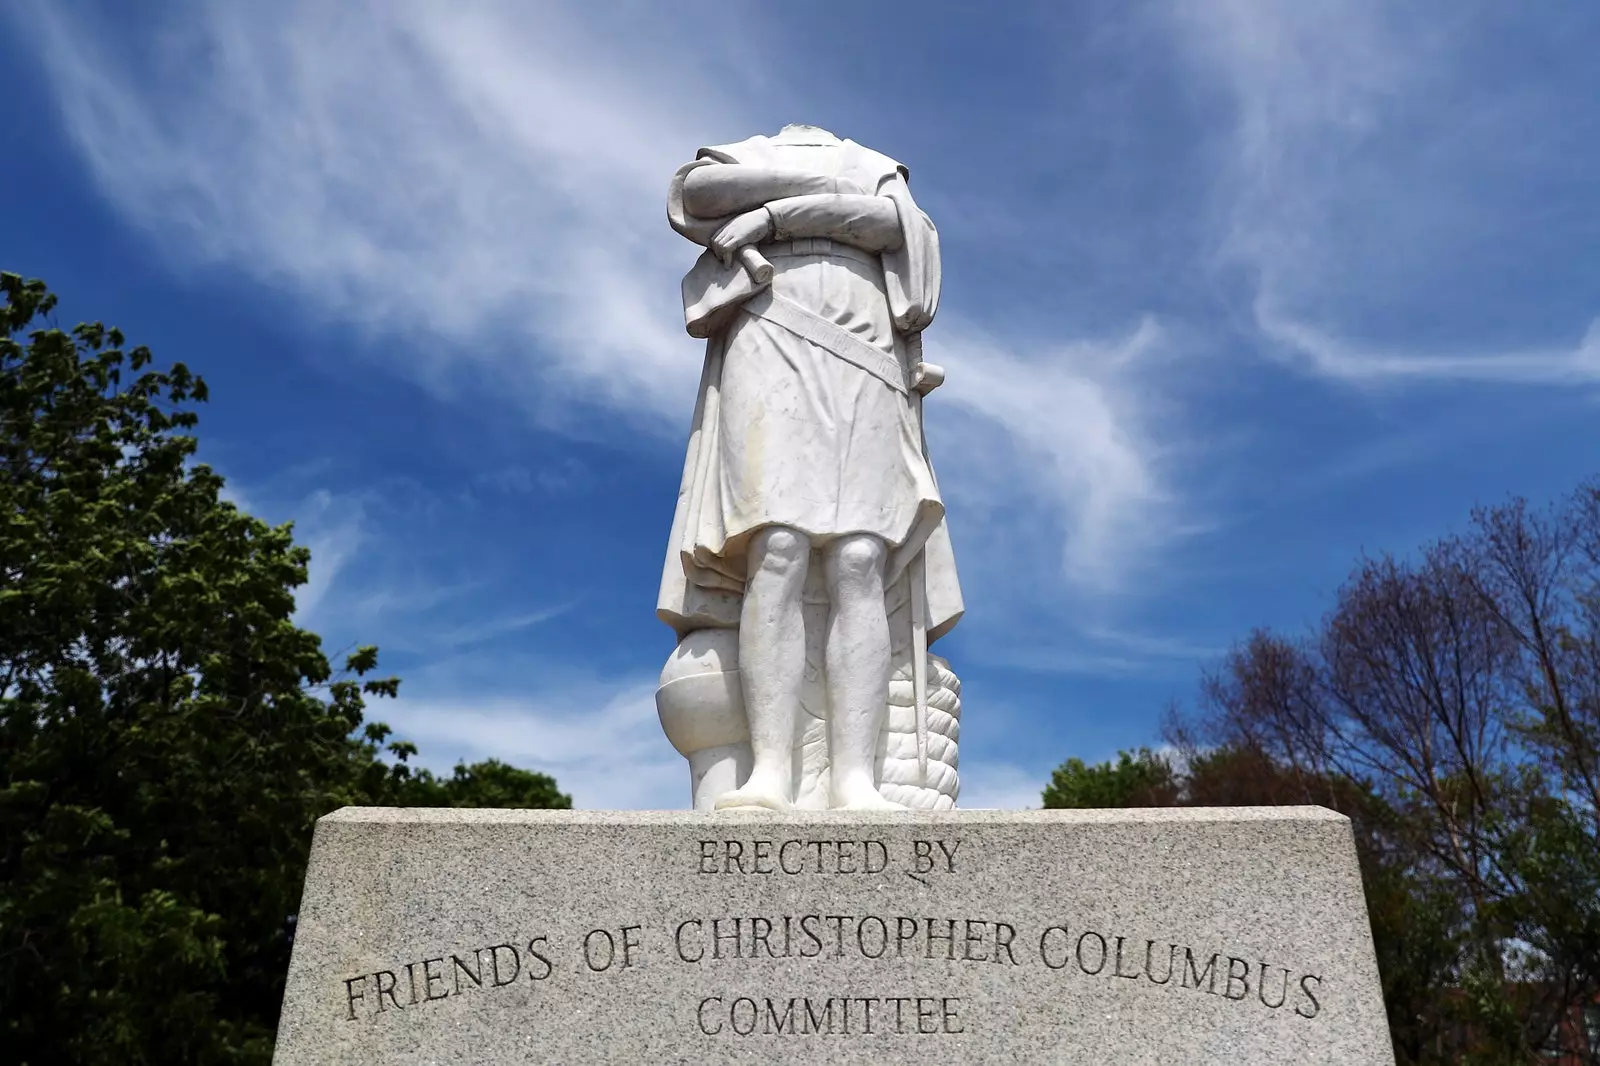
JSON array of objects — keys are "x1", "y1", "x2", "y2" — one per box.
[
  {"x1": 27, "y1": 0, "x2": 719, "y2": 422},
  {"x1": 381, "y1": 681, "x2": 685, "y2": 810},
  {"x1": 983, "y1": 624, "x2": 1223, "y2": 678},
  {"x1": 286, "y1": 489, "x2": 367, "y2": 628},
  {"x1": 242, "y1": 482, "x2": 575, "y2": 655},
  {"x1": 23, "y1": 0, "x2": 1183, "y2": 601},
  {"x1": 957, "y1": 761, "x2": 1044, "y2": 810},
  {"x1": 932, "y1": 316, "x2": 1174, "y2": 590},
  {"x1": 223, "y1": 469, "x2": 674, "y2": 808},
  {"x1": 430, "y1": 606, "x2": 575, "y2": 652},
  {"x1": 1257, "y1": 300, "x2": 1600, "y2": 385},
  {"x1": 471, "y1": 460, "x2": 590, "y2": 499},
  {"x1": 1174, "y1": 0, "x2": 1600, "y2": 388}
]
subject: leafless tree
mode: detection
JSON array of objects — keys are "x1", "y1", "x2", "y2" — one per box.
[{"x1": 1170, "y1": 485, "x2": 1600, "y2": 1064}]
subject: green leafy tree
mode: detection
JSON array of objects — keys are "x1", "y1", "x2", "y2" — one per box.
[
  {"x1": 0, "y1": 274, "x2": 566, "y2": 1064},
  {"x1": 1040, "y1": 747, "x2": 1176, "y2": 809},
  {"x1": 389, "y1": 751, "x2": 571, "y2": 809}
]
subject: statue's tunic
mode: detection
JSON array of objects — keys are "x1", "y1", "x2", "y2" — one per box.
[{"x1": 657, "y1": 128, "x2": 964, "y2": 644}]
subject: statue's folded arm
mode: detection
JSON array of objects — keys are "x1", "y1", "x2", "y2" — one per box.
[
  {"x1": 682, "y1": 164, "x2": 866, "y2": 217},
  {"x1": 765, "y1": 194, "x2": 903, "y2": 253}
]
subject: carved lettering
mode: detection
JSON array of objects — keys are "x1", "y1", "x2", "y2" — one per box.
[
  {"x1": 896, "y1": 916, "x2": 919, "y2": 957},
  {"x1": 375, "y1": 969, "x2": 403, "y2": 1011},
  {"x1": 799, "y1": 915, "x2": 824, "y2": 957},
  {"x1": 1296, "y1": 974, "x2": 1323, "y2": 1019},
  {"x1": 676, "y1": 920, "x2": 704, "y2": 963},
  {"x1": 1112, "y1": 936, "x2": 1140, "y2": 979},
  {"x1": 339, "y1": 931, "x2": 554, "y2": 1021},
  {"x1": 994, "y1": 922, "x2": 1019, "y2": 964},
  {"x1": 671, "y1": 912, "x2": 1020, "y2": 965},
  {"x1": 730, "y1": 997, "x2": 758, "y2": 1036},
  {"x1": 1224, "y1": 957, "x2": 1250, "y2": 1001},
  {"x1": 488, "y1": 943, "x2": 520, "y2": 986},
  {"x1": 1075, "y1": 931, "x2": 1107, "y2": 975},
  {"x1": 584, "y1": 929, "x2": 616, "y2": 972},
  {"x1": 451, "y1": 951, "x2": 482, "y2": 995},
  {"x1": 827, "y1": 915, "x2": 851, "y2": 957},
  {"x1": 526, "y1": 936, "x2": 554, "y2": 981},
  {"x1": 1144, "y1": 941, "x2": 1175, "y2": 985},
  {"x1": 765, "y1": 997, "x2": 796, "y2": 1034},
  {"x1": 697, "y1": 839, "x2": 893, "y2": 875},
  {"x1": 750, "y1": 916, "x2": 775, "y2": 959},
  {"x1": 1033, "y1": 928, "x2": 1327, "y2": 1020},
  {"x1": 1039, "y1": 924, "x2": 1070, "y2": 969},
  {"x1": 1182, "y1": 949, "x2": 1219, "y2": 995},
  {"x1": 334, "y1": 917, "x2": 1330, "y2": 1030},
  {"x1": 694, "y1": 995, "x2": 966, "y2": 1037},
  {"x1": 858, "y1": 916, "x2": 888, "y2": 959},
  {"x1": 1259, "y1": 962, "x2": 1290, "y2": 1008},
  {"x1": 343, "y1": 975, "x2": 366, "y2": 1021},
  {"x1": 713, "y1": 917, "x2": 740, "y2": 960},
  {"x1": 619, "y1": 925, "x2": 641, "y2": 969},
  {"x1": 372, "y1": 966, "x2": 403, "y2": 1011},
  {"x1": 962, "y1": 919, "x2": 987, "y2": 962},
  {"x1": 698, "y1": 996, "x2": 723, "y2": 1034},
  {"x1": 578, "y1": 926, "x2": 640, "y2": 972},
  {"x1": 419, "y1": 960, "x2": 444, "y2": 998}
]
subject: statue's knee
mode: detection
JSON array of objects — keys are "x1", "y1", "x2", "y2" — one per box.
[
  {"x1": 752, "y1": 526, "x2": 810, "y2": 576},
  {"x1": 828, "y1": 535, "x2": 886, "y2": 591}
]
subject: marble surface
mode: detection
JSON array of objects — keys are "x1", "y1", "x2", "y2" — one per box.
[
  {"x1": 655, "y1": 125, "x2": 965, "y2": 813},
  {"x1": 272, "y1": 806, "x2": 1395, "y2": 1064}
]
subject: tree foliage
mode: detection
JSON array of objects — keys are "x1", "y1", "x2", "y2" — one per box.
[
  {"x1": 0, "y1": 274, "x2": 569, "y2": 1064},
  {"x1": 1041, "y1": 747, "x2": 1176, "y2": 809}
]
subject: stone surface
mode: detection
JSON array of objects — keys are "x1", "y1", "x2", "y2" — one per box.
[
  {"x1": 273, "y1": 806, "x2": 1394, "y2": 1064},
  {"x1": 654, "y1": 125, "x2": 966, "y2": 812}
]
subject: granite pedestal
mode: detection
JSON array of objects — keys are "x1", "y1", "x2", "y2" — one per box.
[{"x1": 273, "y1": 807, "x2": 1394, "y2": 1064}]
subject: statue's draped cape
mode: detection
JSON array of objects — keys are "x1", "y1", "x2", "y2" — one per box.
[{"x1": 656, "y1": 131, "x2": 964, "y2": 644}]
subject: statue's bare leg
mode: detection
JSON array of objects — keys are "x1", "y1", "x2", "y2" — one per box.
[
  {"x1": 715, "y1": 525, "x2": 809, "y2": 811},
  {"x1": 823, "y1": 533, "x2": 902, "y2": 810}
]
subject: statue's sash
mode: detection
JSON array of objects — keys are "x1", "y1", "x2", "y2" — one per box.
[{"x1": 740, "y1": 290, "x2": 909, "y2": 395}]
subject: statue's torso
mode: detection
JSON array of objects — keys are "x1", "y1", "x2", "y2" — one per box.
[{"x1": 719, "y1": 136, "x2": 900, "y2": 354}]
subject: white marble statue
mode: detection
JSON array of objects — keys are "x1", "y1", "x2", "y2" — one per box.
[{"x1": 655, "y1": 124, "x2": 964, "y2": 812}]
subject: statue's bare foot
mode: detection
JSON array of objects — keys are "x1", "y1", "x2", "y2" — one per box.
[
  {"x1": 831, "y1": 777, "x2": 906, "y2": 811},
  {"x1": 715, "y1": 773, "x2": 792, "y2": 811}
]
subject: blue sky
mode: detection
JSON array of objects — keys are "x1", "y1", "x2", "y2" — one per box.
[{"x1": 5, "y1": 1, "x2": 1600, "y2": 809}]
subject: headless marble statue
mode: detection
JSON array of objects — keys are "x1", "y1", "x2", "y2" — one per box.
[{"x1": 655, "y1": 125, "x2": 964, "y2": 812}]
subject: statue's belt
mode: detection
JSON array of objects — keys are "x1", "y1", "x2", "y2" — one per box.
[
  {"x1": 760, "y1": 237, "x2": 878, "y2": 266},
  {"x1": 741, "y1": 289, "x2": 909, "y2": 395}
]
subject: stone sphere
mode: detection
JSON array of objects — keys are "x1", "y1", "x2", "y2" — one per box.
[
  {"x1": 655, "y1": 628, "x2": 747, "y2": 757},
  {"x1": 657, "y1": 627, "x2": 739, "y2": 685}
]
